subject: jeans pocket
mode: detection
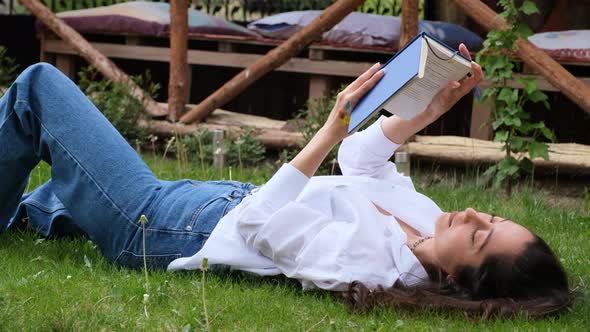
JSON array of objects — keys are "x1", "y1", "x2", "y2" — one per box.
[
  {"x1": 114, "y1": 250, "x2": 182, "y2": 269},
  {"x1": 188, "y1": 195, "x2": 233, "y2": 233}
]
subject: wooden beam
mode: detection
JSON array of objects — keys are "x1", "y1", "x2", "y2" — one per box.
[
  {"x1": 139, "y1": 120, "x2": 303, "y2": 149},
  {"x1": 408, "y1": 135, "x2": 590, "y2": 174},
  {"x1": 399, "y1": 0, "x2": 419, "y2": 48},
  {"x1": 44, "y1": 39, "x2": 590, "y2": 92},
  {"x1": 180, "y1": 0, "x2": 367, "y2": 124},
  {"x1": 21, "y1": 0, "x2": 167, "y2": 117},
  {"x1": 168, "y1": 0, "x2": 189, "y2": 121},
  {"x1": 138, "y1": 104, "x2": 304, "y2": 148},
  {"x1": 452, "y1": 0, "x2": 590, "y2": 114}
]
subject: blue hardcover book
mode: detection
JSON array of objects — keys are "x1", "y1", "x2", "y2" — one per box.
[{"x1": 348, "y1": 32, "x2": 473, "y2": 133}]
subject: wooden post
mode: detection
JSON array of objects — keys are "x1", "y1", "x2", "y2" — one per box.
[
  {"x1": 168, "y1": 0, "x2": 189, "y2": 121},
  {"x1": 55, "y1": 54, "x2": 76, "y2": 79},
  {"x1": 180, "y1": 0, "x2": 367, "y2": 124},
  {"x1": 470, "y1": 98, "x2": 494, "y2": 140},
  {"x1": 452, "y1": 0, "x2": 590, "y2": 114},
  {"x1": 39, "y1": 31, "x2": 56, "y2": 64},
  {"x1": 399, "y1": 0, "x2": 420, "y2": 48},
  {"x1": 308, "y1": 49, "x2": 333, "y2": 104},
  {"x1": 21, "y1": 0, "x2": 167, "y2": 117}
]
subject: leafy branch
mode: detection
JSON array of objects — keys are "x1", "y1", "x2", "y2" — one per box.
[{"x1": 476, "y1": 0, "x2": 554, "y2": 195}]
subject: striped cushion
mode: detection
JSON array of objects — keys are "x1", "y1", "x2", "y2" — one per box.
[{"x1": 529, "y1": 30, "x2": 590, "y2": 63}]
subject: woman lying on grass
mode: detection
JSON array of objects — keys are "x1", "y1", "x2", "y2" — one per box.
[{"x1": 0, "y1": 44, "x2": 573, "y2": 319}]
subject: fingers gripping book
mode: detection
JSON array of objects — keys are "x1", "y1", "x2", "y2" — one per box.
[{"x1": 348, "y1": 32, "x2": 473, "y2": 134}]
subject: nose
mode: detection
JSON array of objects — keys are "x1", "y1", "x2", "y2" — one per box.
[{"x1": 464, "y1": 208, "x2": 491, "y2": 228}]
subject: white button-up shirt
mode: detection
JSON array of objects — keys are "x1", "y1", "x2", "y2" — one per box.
[{"x1": 168, "y1": 116, "x2": 443, "y2": 291}]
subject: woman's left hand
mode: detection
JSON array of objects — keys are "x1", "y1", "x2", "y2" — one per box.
[
  {"x1": 321, "y1": 62, "x2": 385, "y2": 143},
  {"x1": 425, "y1": 43, "x2": 484, "y2": 119}
]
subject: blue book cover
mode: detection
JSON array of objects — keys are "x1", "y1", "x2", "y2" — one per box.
[{"x1": 348, "y1": 32, "x2": 472, "y2": 133}]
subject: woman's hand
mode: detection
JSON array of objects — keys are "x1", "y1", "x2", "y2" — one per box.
[
  {"x1": 320, "y1": 62, "x2": 385, "y2": 143},
  {"x1": 424, "y1": 43, "x2": 484, "y2": 119},
  {"x1": 290, "y1": 63, "x2": 384, "y2": 177}
]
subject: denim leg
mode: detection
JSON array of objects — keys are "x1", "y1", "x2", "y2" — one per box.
[
  {"x1": 9, "y1": 180, "x2": 86, "y2": 238},
  {"x1": 9, "y1": 177, "x2": 257, "y2": 269},
  {"x1": 0, "y1": 63, "x2": 161, "y2": 260}
]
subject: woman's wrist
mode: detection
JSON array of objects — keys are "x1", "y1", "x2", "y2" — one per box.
[
  {"x1": 318, "y1": 125, "x2": 345, "y2": 148},
  {"x1": 289, "y1": 128, "x2": 340, "y2": 178}
]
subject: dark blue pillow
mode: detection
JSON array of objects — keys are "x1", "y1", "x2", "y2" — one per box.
[
  {"x1": 419, "y1": 20, "x2": 483, "y2": 51},
  {"x1": 248, "y1": 11, "x2": 483, "y2": 51}
]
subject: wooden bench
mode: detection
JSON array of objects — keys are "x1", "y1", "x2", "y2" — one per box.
[
  {"x1": 39, "y1": 30, "x2": 386, "y2": 105},
  {"x1": 40, "y1": 29, "x2": 590, "y2": 143}
]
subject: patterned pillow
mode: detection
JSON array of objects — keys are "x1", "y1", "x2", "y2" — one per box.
[{"x1": 38, "y1": 1, "x2": 258, "y2": 38}]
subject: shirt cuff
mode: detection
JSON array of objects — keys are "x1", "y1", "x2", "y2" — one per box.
[
  {"x1": 254, "y1": 163, "x2": 310, "y2": 209},
  {"x1": 362, "y1": 116, "x2": 401, "y2": 158}
]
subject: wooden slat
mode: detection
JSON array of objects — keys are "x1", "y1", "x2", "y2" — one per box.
[
  {"x1": 44, "y1": 40, "x2": 373, "y2": 78},
  {"x1": 408, "y1": 135, "x2": 590, "y2": 173},
  {"x1": 183, "y1": 34, "x2": 397, "y2": 55},
  {"x1": 480, "y1": 74, "x2": 590, "y2": 92}
]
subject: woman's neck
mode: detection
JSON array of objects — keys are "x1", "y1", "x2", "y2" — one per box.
[
  {"x1": 411, "y1": 238, "x2": 439, "y2": 268},
  {"x1": 373, "y1": 202, "x2": 440, "y2": 268}
]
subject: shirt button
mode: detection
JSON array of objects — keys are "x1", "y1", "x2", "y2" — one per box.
[{"x1": 185, "y1": 225, "x2": 192, "y2": 231}]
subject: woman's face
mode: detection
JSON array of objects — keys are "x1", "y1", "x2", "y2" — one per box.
[{"x1": 432, "y1": 208, "x2": 534, "y2": 275}]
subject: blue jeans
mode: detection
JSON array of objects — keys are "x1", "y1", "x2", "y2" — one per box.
[{"x1": 0, "y1": 63, "x2": 255, "y2": 268}]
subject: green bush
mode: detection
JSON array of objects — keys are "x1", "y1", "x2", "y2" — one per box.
[
  {"x1": 180, "y1": 127, "x2": 266, "y2": 168},
  {"x1": 78, "y1": 66, "x2": 159, "y2": 143},
  {"x1": 180, "y1": 129, "x2": 214, "y2": 165},
  {"x1": 228, "y1": 127, "x2": 266, "y2": 167},
  {"x1": 0, "y1": 46, "x2": 18, "y2": 96}
]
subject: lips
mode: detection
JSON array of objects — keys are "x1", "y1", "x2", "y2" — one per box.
[{"x1": 448, "y1": 211, "x2": 458, "y2": 227}]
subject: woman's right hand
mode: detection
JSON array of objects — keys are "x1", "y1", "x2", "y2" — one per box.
[
  {"x1": 290, "y1": 63, "x2": 384, "y2": 178},
  {"x1": 320, "y1": 62, "x2": 384, "y2": 143}
]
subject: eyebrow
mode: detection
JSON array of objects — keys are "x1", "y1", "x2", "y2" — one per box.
[{"x1": 480, "y1": 228, "x2": 494, "y2": 252}]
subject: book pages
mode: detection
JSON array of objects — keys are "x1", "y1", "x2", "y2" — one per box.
[{"x1": 384, "y1": 37, "x2": 471, "y2": 119}]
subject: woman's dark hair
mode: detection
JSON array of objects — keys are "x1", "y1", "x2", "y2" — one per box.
[{"x1": 344, "y1": 235, "x2": 576, "y2": 319}]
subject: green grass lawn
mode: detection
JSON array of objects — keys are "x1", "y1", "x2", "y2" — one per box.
[{"x1": 1, "y1": 155, "x2": 589, "y2": 331}]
